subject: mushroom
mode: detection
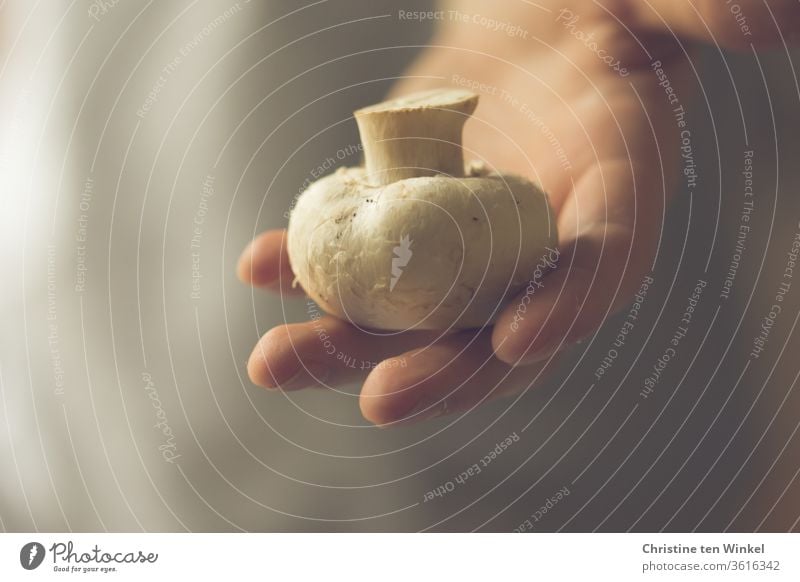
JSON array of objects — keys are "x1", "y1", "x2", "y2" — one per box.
[{"x1": 286, "y1": 88, "x2": 558, "y2": 331}]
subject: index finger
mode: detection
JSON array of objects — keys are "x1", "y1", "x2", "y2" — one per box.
[{"x1": 237, "y1": 229, "x2": 303, "y2": 295}]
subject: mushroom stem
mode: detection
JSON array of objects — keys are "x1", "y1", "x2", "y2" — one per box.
[{"x1": 354, "y1": 89, "x2": 479, "y2": 186}]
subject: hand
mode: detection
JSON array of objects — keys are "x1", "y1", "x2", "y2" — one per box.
[{"x1": 239, "y1": 0, "x2": 800, "y2": 426}]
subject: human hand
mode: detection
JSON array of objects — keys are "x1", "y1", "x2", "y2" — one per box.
[{"x1": 239, "y1": 0, "x2": 800, "y2": 426}]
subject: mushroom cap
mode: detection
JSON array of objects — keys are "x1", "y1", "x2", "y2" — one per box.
[{"x1": 287, "y1": 165, "x2": 558, "y2": 331}]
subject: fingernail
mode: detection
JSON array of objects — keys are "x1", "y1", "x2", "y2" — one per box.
[
  {"x1": 392, "y1": 399, "x2": 448, "y2": 426},
  {"x1": 278, "y1": 361, "x2": 329, "y2": 391},
  {"x1": 515, "y1": 337, "x2": 561, "y2": 366},
  {"x1": 504, "y1": 328, "x2": 553, "y2": 365}
]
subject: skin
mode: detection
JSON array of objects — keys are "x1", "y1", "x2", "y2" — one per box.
[{"x1": 239, "y1": 0, "x2": 800, "y2": 426}]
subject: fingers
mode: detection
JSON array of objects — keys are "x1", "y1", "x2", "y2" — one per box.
[
  {"x1": 237, "y1": 229, "x2": 303, "y2": 295},
  {"x1": 628, "y1": 0, "x2": 800, "y2": 50},
  {"x1": 250, "y1": 318, "x2": 553, "y2": 428},
  {"x1": 491, "y1": 227, "x2": 644, "y2": 366},
  {"x1": 492, "y1": 160, "x2": 660, "y2": 366},
  {"x1": 247, "y1": 315, "x2": 438, "y2": 391},
  {"x1": 359, "y1": 330, "x2": 551, "y2": 427}
]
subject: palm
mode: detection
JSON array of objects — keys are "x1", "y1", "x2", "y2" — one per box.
[{"x1": 239, "y1": 4, "x2": 690, "y2": 425}]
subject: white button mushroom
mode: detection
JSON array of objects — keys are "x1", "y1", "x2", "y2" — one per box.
[{"x1": 287, "y1": 89, "x2": 558, "y2": 331}]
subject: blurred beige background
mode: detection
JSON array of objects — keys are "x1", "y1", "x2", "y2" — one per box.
[{"x1": 0, "y1": 0, "x2": 798, "y2": 532}]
